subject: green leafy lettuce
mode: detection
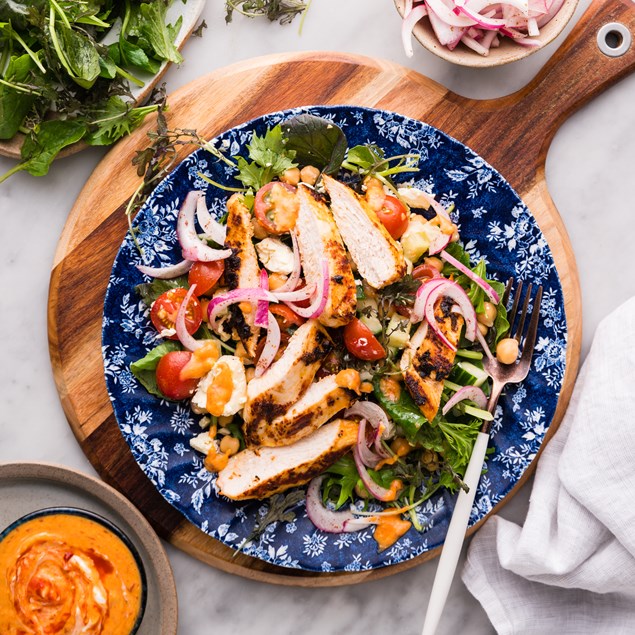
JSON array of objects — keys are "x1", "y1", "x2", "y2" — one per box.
[{"x1": 130, "y1": 340, "x2": 182, "y2": 399}]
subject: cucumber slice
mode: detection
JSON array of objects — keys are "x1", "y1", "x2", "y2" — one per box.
[
  {"x1": 358, "y1": 297, "x2": 382, "y2": 334},
  {"x1": 450, "y1": 361, "x2": 488, "y2": 387}
]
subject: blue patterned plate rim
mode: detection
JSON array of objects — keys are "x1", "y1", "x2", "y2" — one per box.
[{"x1": 102, "y1": 104, "x2": 567, "y2": 573}]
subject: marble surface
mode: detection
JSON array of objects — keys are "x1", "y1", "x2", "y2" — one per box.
[{"x1": 0, "y1": 1, "x2": 634, "y2": 633}]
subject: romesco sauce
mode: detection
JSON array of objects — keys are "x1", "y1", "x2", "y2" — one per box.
[{"x1": 0, "y1": 512, "x2": 144, "y2": 634}]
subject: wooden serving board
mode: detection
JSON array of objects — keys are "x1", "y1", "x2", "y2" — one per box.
[{"x1": 49, "y1": 0, "x2": 635, "y2": 586}]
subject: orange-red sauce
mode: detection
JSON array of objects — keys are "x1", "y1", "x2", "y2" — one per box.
[
  {"x1": 0, "y1": 514, "x2": 143, "y2": 635},
  {"x1": 205, "y1": 361, "x2": 234, "y2": 416},
  {"x1": 374, "y1": 516, "x2": 412, "y2": 552}
]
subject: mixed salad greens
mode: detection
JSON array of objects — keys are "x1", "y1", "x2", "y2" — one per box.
[
  {"x1": 128, "y1": 114, "x2": 514, "y2": 550},
  {"x1": 0, "y1": 0, "x2": 186, "y2": 182}
]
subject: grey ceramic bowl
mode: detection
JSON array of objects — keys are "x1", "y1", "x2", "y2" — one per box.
[{"x1": 0, "y1": 506, "x2": 148, "y2": 635}]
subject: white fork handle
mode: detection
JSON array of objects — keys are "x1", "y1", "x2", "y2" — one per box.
[{"x1": 421, "y1": 431, "x2": 490, "y2": 635}]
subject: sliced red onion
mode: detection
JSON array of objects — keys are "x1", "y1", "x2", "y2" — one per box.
[
  {"x1": 136, "y1": 259, "x2": 193, "y2": 279},
  {"x1": 442, "y1": 385, "x2": 487, "y2": 415},
  {"x1": 356, "y1": 418, "x2": 382, "y2": 468},
  {"x1": 255, "y1": 269, "x2": 270, "y2": 328},
  {"x1": 428, "y1": 229, "x2": 452, "y2": 255},
  {"x1": 207, "y1": 288, "x2": 277, "y2": 329},
  {"x1": 427, "y1": 0, "x2": 475, "y2": 26},
  {"x1": 345, "y1": 401, "x2": 394, "y2": 447},
  {"x1": 424, "y1": 280, "x2": 478, "y2": 349},
  {"x1": 402, "y1": 4, "x2": 428, "y2": 57},
  {"x1": 411, "y1": 277, "x2": 447, "y2": 323},
  {"x1": 353, "y1": 446, "x2": 398, "y2": 502},
  {"x1": 272, "y1": 284, "x2": 316, "y2": 302},
  {"x1": 305, "y1": 476, "x2": 375, "y2": 534},
  {"x1": 461, "y1": 33, "x2": 490, "y2": 54},
  {"x1": 175, "y1": 284, "x2": 204, "y2": 351},
  {"x1": 287, "y1": 259, "x2": 329, "y2": 319},
  {"x1": 514, "y1": 35, "x2": 543, "y2": 46},
  {"x1": 454, "y1": 0, "x2": 506, "y2": 29},
  {"x1": 255, "y1": 310, "x2": 281, "y2": 377},
  {"x1": 275, "y1": 231, "x2": 302, "y2": 293},
  {"x1": 177, "y1": 191, "x2": 232, "y2": 263},
  {"x1": 475, "y1": 325, "x2": 495, "y2": 361},
  {"x1": 427, "y1": 5, "x2": 466, "y2": 47},
  {"x1": 480, "y1": 28, "x2": 499, "y2": 50},
  {"x1": 400, "y1": 0, "x2": 556, "y2": 53},
  {"x1": 536, "y1": 0, "x2": 564, "y2": 25},
  {"x1": 439, "y1": 249, "x2": 500, "y2": 304},
  {"x1": 196, "y1": 195, "x2": 227, "y2": 246}
]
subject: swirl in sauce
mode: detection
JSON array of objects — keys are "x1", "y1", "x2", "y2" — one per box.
[{"x1": 0, "y1": 513, "x2": 143, "y2": 635}]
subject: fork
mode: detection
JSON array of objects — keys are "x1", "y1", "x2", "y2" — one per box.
[{"x1": 421, "y1": 279, "x2": 543, "y2": 635}]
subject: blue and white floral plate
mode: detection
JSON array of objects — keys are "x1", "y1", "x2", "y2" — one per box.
[{"x1": 102, "y1": 105, "x2": 567, "y2": 573}]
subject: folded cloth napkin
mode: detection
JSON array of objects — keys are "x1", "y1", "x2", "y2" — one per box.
[{"x1": 461, "y1": 297, "x2": 635, "y2": 634}]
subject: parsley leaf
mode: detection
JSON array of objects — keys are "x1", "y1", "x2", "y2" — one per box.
[{"x1": 234, "y1": 124, "x2": 297, "y2": 190}]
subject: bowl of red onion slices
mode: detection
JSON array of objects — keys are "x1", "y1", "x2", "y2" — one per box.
[{"x1": 396, "y1": 0, "x2": 578, "y2": 66}]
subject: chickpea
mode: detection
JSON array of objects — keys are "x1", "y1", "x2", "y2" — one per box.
[
  {"x1": 218, "y1": 415, "x2": 234, "y2": 426},
  {"x1": 300, "y1": 165, "x2": 320, "y2": 186},
  {"x1": 379, "y1": 376, "x2": 402, "y2": 403},
  {"x1": 219, "y1": 435, "x2": 240, "y2": 457},
  {"x1": 451, "y1": 229, "x2": 460, "y2": 243},
  {"x1": 477, "y1": 301, "x2": 497, "y2": 328},
  {"x1": 280, "y1": 167, "x2": 301, "y2": 187},
  {"x1": 363, "y1": 176, "x2": 385, "y2": 212},
  {"x1": 496, "y1": 337, "x2": 519, "y2": 364},
  {"x1": 245, "y1": 366, "x2": 256, "y2": 383},
  {"x1": 268, "y1": 272, "x2": 288, "y2": 291},
  {"x1": 360, "y1": 381, "x2": 374, "y2": 394},
  {"x1": 421, "y1": 449, "x2": 439, "y2": 472},
  {"x1": 478, "y1": 322, "x2": 489, "y2": 337},
  {"x1": 424, "y1": 256, "x2": 444, "y2": 273},
  {"x1": 390, "y1": 437, "x2": 412, "y2": 457},
  {"x1": 252, "y1": 217, "x2": 269, "y2": 240}
]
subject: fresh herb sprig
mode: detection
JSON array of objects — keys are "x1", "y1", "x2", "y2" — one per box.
[
  {"x1": 233, "y1": 489, "x2": 305, "y2": 556},
  {"x1": 225, "y1": 0, "x2": 310, "y2": 25},
  {"x1": 125, "y1": 90, "x2": 235, "y2": 254}
]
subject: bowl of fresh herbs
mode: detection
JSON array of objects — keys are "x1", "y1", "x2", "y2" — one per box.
[{"x1": 0, "y1": 0, "x2": 206, "y2": 181}]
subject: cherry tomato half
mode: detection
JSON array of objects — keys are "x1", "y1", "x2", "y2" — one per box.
[
  {"x1": 376, "y1": 195, "x2": 409, "y2": 240},
  {"x1": 156, "y1": 351, "x2": 199, "y2": 400},
  {"x1": 150, "y1": 288, "x2": 202, "y2": 339},
  {"x1": 343, "y1": 318, "x2": 386, "y2": 361},
  {"x1": 254, "y1": 182, "x2": 298, "y2": 235},
  {"x1": 188, "y1": 260, "x2": 224, "y2": 296},
  {"x1": 270, "y1": 304, "x2": 306, "y2": 330}
]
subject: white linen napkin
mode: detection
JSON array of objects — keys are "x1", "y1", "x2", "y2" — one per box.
[{"x1": 461, "y1": 297, "x2": 635, "y2": 634}]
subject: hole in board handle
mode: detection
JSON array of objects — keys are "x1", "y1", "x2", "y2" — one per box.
[{"x1": 597, "y1": 22, "x2": 632, "y2": 57}]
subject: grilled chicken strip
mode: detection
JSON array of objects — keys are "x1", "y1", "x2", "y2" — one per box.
[
  {"x1": 217, "y1": 419, "x2": 358, "y2": 500},
  {"x1": 295, "y1": 185, "x2": 356, "y2": 328},
  {"x1": 403, "y1": 297, "x2": 464, "y2": 422},
  {"x1": 242, "y1": 319, "x2": 332, "y2": 446},
  {"x1": 224, "y1": 193, "x2": 261, "y2": 357},
  {"x1": 249, "y1": 374, "x2": 356, "y2": 447},
  {"x1": 322, "y1": 175, "x2": 406, "y2": 289}
]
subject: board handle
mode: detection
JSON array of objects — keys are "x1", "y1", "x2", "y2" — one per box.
[{"x1": 515, "y1": 0, "x2": 635, "y2": 142}]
